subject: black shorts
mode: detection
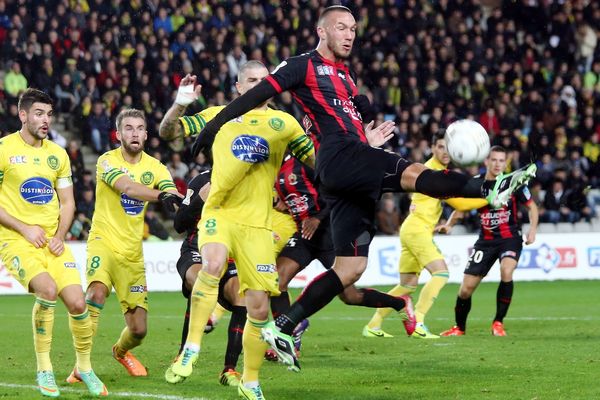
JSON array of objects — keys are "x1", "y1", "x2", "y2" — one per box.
[
  {"x1": 318, "y1": 142, "x2": 411, "y2": 256},
  {"x1": 278, "y1": 223, "x2": 335, "y2": 269},
  {"x1": 176, "y1": 242, "x2": 237, "y2": 310},
  {"x1": 464, "y1": 237, "x2": 523, "y2": 277}
]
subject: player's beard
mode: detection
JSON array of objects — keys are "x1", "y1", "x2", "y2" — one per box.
[
  {"x1": 122, "y1": 141, "x2": 144, "y2": 156},
  {"x1": 25, "y1": 120, "x2": 49, "y2": 141},
  {"x1": 327, "y1": 35, "x2": 352, "y2": 60}
]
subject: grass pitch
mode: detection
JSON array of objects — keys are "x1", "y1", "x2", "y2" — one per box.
[{"x1": 0, "y1": 280, "x2": 597, "y2": 399}]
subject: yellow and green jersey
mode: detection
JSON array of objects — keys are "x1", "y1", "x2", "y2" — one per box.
[
  {"x1": 89, "y1": 148, "x2": 176, "y2": 259},
  {"x1": 180, "y1": 106, "x2": 314, "y2": 229},
  {"x1": 0, "y1": 132, "x2": 72, "y2": 240},
  {"x1": 402, "y1": 157, "x2": 446, "y2": 234}
]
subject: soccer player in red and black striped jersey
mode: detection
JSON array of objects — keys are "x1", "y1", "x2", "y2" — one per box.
[
  {"x1": 439, "y1": 146, "x2": 538, "y2": 337},
  {"x1": 271, "y1": 150, "x2": 415, "y2": 355},
  {"x1": 190, "y1": 5, "x2": 536, "y2": 368}
]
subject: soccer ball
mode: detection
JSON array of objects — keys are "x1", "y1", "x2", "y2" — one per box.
[{"x1": 444, "y1": 119, "x2": 491, "y2": 166}]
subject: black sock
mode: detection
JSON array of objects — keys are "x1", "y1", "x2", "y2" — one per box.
[
  {"x1": 270, "y1": 291, "x2": 290, "y2": 319},
  {"x1": 353, "y1": 288, "x2": 406, "y2": 310},
  {"x1": 224, "y1": 306, "x2": 246, "y2": 370},
  {"x1": 494, "y1": 281, "x2": 513, "y2": 323},
  {"x1": 455, "y1": 296, "x2": 472, "y2": 332},
  {"x1": 275, "y1": 269, "x2": 344, "y2": 335},
  {"x1": 178, "y1": 296, "x2": 191, "y2": 354},
  {"x1": 415, "y1": 169, "x2": 484, "y2": 198}
]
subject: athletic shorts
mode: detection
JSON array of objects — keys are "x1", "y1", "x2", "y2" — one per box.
[
  {"x1": 278, "y1": 223, "x2": 335, "y2": 269},
  {"x1": 198, "y1": 214, "x2": 279, "y2": 296},
  {"x1": 399, "y1": 228, "x2": 444, "y2": 275},
  {"x1": 1, "y1": 239, "x2": 81, "y2": 293},
  {"x1": 86, "y1": 237, "x2": 147, "y2": 313},
  {"x1": 272, "y1": 209, "x2": 297, "y2": 257},
  {"x1": 318, "y1": 142, "x2": 411, "y2": 256},
  {"x1": 464, "y1": 237, "x2": 523, "y2": 277},
  {"x1": 176, "y1": 241, "x2": 237, "y2": 309}
]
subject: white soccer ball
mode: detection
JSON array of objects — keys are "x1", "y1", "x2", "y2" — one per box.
[{"x1": 444, "y1": 119, "x2": 491, "y2": 166}]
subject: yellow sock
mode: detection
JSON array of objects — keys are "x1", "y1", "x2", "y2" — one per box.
[
  {"x1": 367, "y1": 284, "x2": 416, "y2": 329},
  {"x1": 212, "y1": 302, "x2": 227, "y2": 324},
  {"x1": 85, "y1": 300, "x2": 103, "y2": 337},
  {"x1": 415, "y1": 271, "x2": 449, "y2": 323},
  {"x1": 32, "y1": 297, "x2": 56, "y2": 371},
  {"x1": 114, "y1": 326, "x2": 143, "y2": 358},
  {"x1": 242, "y1": 317, "x2": 268, "y2": 383},
  {"x1": 186, "y1": 270, "x2": 220, "y2": 347},
  {"x1": 69, "y1": 309, "x2": 93, "y2": 372}
]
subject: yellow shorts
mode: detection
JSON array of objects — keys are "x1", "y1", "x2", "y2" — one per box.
[
  {"x1": 399, "y1": 228, "x2": 444, "y2": 275},
  {"x1": 86, "y1": 237, "x2": 147, "y2": 313},
  {"x1": 272, "y1": 210, "x2": 297, "y2": 257},
  {"x1": 0, "y1": 239, "x2": 81, "y2": 293},
  {"x1": 198, "y1": 215, "x2": 279, "y2": 296}
]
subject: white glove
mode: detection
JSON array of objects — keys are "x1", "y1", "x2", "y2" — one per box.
[{"x1": 175, "y1": 83, "x2": 197, "y2": 106}]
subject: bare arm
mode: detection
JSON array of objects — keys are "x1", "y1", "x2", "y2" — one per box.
[
  {"x1": 159, "y1": 74, "x2": 202, "y2": 141},
  {"x1": 113, "y1": 175, "x2": 162, "y2": 202},
  {"x1": 435, "y1": 210, "x2": 465, "y2": 234},
  {"x1": 525, "y1": 201, "x2": 539, "y2": 245},
  {"x1": 0, "y1": 205, "x2": 47, "y2": 247}
]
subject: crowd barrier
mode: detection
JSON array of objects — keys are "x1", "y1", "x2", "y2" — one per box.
[{"x1": 1, "y1": 233, "x2": 599, "y2": 295}]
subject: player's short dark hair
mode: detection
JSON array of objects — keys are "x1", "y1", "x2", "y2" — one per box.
[
  {"x1": 432, "y1": 129, "x2": 446, "y2": 146},
  {"x1": 317, "y1": 5, "x2": 353, "y2": 26},
  {"x1": 488, "y1": 145, "x2": 507, "y2": 155},
  {"x1": 17, "y1": 88, "x2": 53, "y2": 112},
  {"x1": 116, "y1": 108, "x2": 146, "y2": 131},
  {"x1": 237, "y1": 60, "x2": 267, "y2": 82}
]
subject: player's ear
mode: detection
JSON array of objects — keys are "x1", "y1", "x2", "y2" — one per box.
[{"x1": 18, "y1": 109, "x2": 27, "y2": 124}]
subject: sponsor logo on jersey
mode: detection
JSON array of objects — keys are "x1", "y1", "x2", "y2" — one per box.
[
  {"x1": 268, "y1": 117, "x2": 285, "y2": 131},
  {"x1": 231, "y1": 135, "x2": 270, "y2": 163},
  {"x1": 120, "y1": 193, "x2": 145, "y2": 215},
  {"x1": 316, "y1": 65, "x2": 334, "y2": 76},
  {"x1": 20, "y1": 177, "x2": 54, "y2": 204},
  {"x1": 140, "y1": 171, "x2": 153, "y2": 185},
  {"x1": 256, "y1": 264, "x2": 276, "y2": 273},
  {"x1": 302, "y1": 115, "x2": 312, "y2": 132},
  {"x1": 47, "y1": 155, "x2": 59, "y2": 170},
  {"x1": 284, "y1": 193, "x2": 309, "y2": 215},
  {"x1": 332, "y1": 98, "x2": 361, "y2": 121},
  {"x1": 9, "y1": 155, "x2": 27, "y2": 164},
  {"x1": 130, "y1": 285, "x2": 147, "y2": 293}
]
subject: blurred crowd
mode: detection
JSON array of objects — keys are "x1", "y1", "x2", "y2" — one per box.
[{"x1": 0, "y1": 0, "x2": 599, "y2": 238}]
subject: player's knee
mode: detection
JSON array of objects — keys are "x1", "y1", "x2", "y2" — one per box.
[
  {"x1": 201, "y1": 259, "x2": 226, "y2": 277},
  {"x1": 246, "y1": 302, "x2": 269, "y2": 321},
  {"x1": 86, "y1": 282, "x2": 108, "y2": 304},
  {"x1": 66, "y1": 296, "x2": 87, "y2": 315},
  {"x1": 36, "y1": 285, "x2": 58, "y2": 302},
  {"x1": 130, "y1": 324, "x2": 147, "y2": 338}
]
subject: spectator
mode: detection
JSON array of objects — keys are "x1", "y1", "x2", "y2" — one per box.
[
  {"x1": 4, "y1": 61, "x2": 27, "y2": 98},
  {"x1": 376, "y1": 195, "x2": 400, "y2": 235},
  {"x1": 76, "y1": 187, "x2": 95, "y2": 220},
  {"x1": 87, "y1": 100, "x2": 111, "y2": 154},
  {"x1": 167, "y1": 152, "x2": 189, "y2": 181},
  {"x1": 541, "y1": 179, "x2": 578, "y2": 223}
]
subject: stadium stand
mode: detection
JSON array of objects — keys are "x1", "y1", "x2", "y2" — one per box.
[{"x1": 0, "y1": 0, "x2": 599, "y2": 238}]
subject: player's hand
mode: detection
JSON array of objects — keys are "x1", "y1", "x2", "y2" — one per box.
[
  {"x1": 434, "y1": 224, "x2": 452, "y2": 234},
  {"x1": 158, "y1": 191, "x2": 184, "y2": 213},
  {"x1": 191, "y1": 123, "x2": 218, "y2": 157},
  {"x1": 274, "y1": 197, "x2": 288, "y2": 213},
  {"x1": 353, "y1": 94, "x2": 374, "y2": 123},
  {"x1": 301, "y1": 217, "x2": 321, "y2": 240},
  {"x1": 47, "y1": 237, "x2": 65, "y2": 256},
  {"x1": 175, "y1": 74, "x2": 202, "y2": 106},
  {"x1": 21, "y1": 225, "x2": 47, "y2": 248},
  {"x1": 525, "y1": 229, "x2": 536, "y2": 245},
  {"x1": 365, "y1": 120, "x2": 395, "y2": 148}
]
